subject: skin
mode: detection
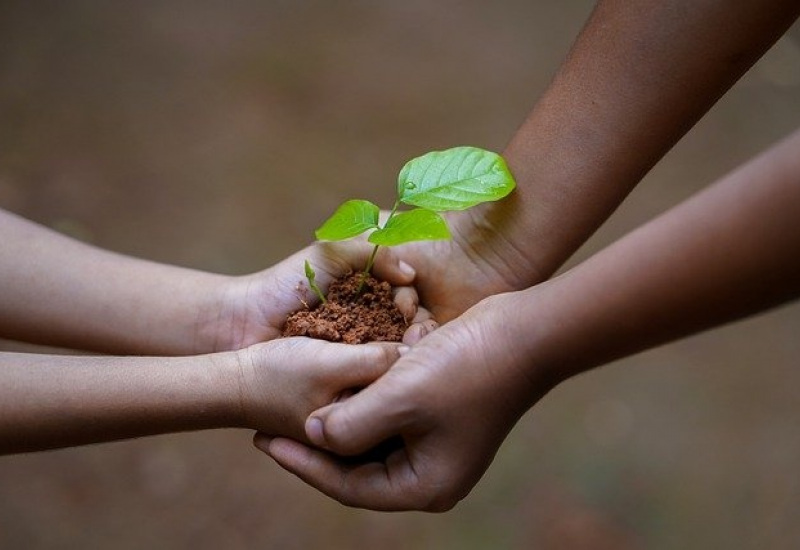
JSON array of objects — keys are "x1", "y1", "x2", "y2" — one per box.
[
  {"x1": 0, "y1": 208, "x2": 425, "y2": 354},
  {"x1": 254, "y1": 0, "x2": 800, "y2": 511},
  {"x1": 384, "y1": 0, "x2": 800, "y2": 323},
  {"x1": 0, "y1": 209, "x2": 431, "y2": 453},
  {"x1": 0, "y1": 338, "x2": 403, "y2": 454},
  {"x1": 260, "y1": 126, "x2": 800, "y2": 512}
]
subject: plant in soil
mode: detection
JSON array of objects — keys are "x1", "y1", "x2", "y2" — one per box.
[{"x1": 283, "y1": 146, "x2": 517, "y2": 343}]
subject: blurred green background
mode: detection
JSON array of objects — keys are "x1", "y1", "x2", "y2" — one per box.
[{"x1": 1, "y1": 2, "x2": 799, "y2": 548}]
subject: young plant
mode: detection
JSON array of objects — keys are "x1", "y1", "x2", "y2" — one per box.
[
  {"x1": 309, "y1": 145, "x2": 517, "y2": 292},
  {"x1": 304, "y1": 260, "x2": 326, "y2": 304}
]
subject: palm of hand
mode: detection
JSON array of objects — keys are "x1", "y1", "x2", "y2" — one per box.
[{"x1": 213, "y1": 241, "x2": 418, "y2": 351}]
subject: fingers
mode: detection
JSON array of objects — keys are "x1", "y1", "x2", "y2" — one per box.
[
  {"x1": 370, "y1": 247, "x2": 416, "y2": 286},
  {"x1": 392, "y1": 286, "x2": 418, "y2": 321},
  {"x1": 305, "y1": 373, "x2": 410, "y2": 456},
  {"x1": 312, "y1": 241, "x2": 415, "y2": 290},
  {"x1": 257, "y1": 338, "x2": 403, "y2": 393},
  {"x1": 254, "y1": 435, "x2": 425, "y2": 511},
  {"x1": 328, "y1": 342, "x2": 405, "y2": 388},
  {"x1": 392, "y1": 287, "x2": 438, "y2": 344},
  {"x1": 403, "y1": 317, "x2": 439, "y2": 345}
]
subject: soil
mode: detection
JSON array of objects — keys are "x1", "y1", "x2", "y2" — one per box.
[{"x1": 282, "y1": 272, "x2": 407, "y2": 343}]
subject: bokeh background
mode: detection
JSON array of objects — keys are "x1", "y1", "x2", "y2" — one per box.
[{"x1": 1, "y1": 2, "x2": 799, "y2": 548}]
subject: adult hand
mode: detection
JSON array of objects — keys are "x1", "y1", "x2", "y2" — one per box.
[
  {"x1": 386, "y1": 209, "x2": 543, "y2": 324},
  {"x1": 257, "y1": 124, "x2": 800, "y2": 510},
  {"x1": 254, "y1": 292, "x2": 554, "y2": 511}
]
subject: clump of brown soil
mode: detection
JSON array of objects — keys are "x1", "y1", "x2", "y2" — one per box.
[{"x1": 282, "y1": 272, "x2": 407, "y2": 344}]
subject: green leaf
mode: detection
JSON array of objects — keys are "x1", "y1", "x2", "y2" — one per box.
[
  {"x1": 397, "y1": 146, "x2": 516, "y2": 211},
  {"x1": 303, "y1": 259, "x2": 326, "y2": 304},
  {"x1": 304, "y1": 259, "x2": 316, "y2": 282},
  {"x1": 315, "y1": 199, "x2": 380, "y2": 241},
  {"x1": 368, "y1": 208, "x2": 451, "y2": 246}
]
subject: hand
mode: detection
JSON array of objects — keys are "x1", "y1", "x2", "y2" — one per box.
[
  {"x1": 254, "y1": 292, "x2": 554, "y2": 511},
  {"x1": 197, "y1": 241, "x2": 432, "y2": 352},
  {"x1": 387, "y1": 209, "x2": 543, "y2": 323},
  {"x1": 234, "y1": 338, "x2": 406, "y2": 442}
]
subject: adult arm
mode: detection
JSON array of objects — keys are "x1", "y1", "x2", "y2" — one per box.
[
  {"x1": 260, "y1": 128, "x2": 800, "y2": 511},
  {"x1": 398, "y1": 0, "x2": 800, "y2": 321}
]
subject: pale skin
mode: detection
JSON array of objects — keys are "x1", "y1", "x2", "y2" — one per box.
[
  {"x1": 0, "y1": 209, "x2": 425, "y2": 355},
  {"x1": 0, "y1": 339, "x2": 405, "y2": 454},
  {"x1": 0, "y1": 210, "x2": 431, "y2": 453},
  {"x1": 255, "y1": 0, "x2": 800, "y2": 511}
]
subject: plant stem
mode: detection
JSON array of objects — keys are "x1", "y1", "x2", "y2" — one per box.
[
  {"x1": 310, "y1": 281, "x2": 327, "y2": 304},
  {"x1": 358, "y1": 198, "x2": 401, "y2": 292},
  {"x1": 361, "y1": 244, "x2": 380, "y2": 279}
]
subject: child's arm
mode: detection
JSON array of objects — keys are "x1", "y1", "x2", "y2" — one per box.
[
  {"x1": 0, "y1": 210, "x2": 418, "y2": 354},
  {"x1": 0, "y1": 339, "x2": 401, "y2": 454},
  {"x1": 0, "y1": 209, "x2": 226, "y2": 354},
  {"x1": 259, "y1": 128, "x2": 800, "y2": 511}
]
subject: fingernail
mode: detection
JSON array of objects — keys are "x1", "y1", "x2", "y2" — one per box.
[
  {"x1": 402, "y1": 325, "x2": 423, "y2": 346},
  {"x1": 399, "y1": 261, "x2": 416, "y2": 278},
  {"x1": 306, "y1": 416, "x2": 327, "y2": 447},
  {"x1": 416, "y1": 323, "x2": 432, "y2": 339},
  {"x1": 398, "y1": 344, "x2": 410, "y2": 356}
]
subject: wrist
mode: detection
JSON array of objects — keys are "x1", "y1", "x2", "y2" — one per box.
[
  {"x1": 449, "y1": 197, "x2": 553, "y2": 296},
  {"x1": 476, "y1": 287, "x2": 578, "y2": 408},
  {"x1": 228, "y1": 343, "x2": 287, "y2": 435},
  {"x1": 507, "y1": 276, "x2": 611, "y2": 391},
  {"x1": 192, "y1": 274, "x2": 251, "y2": 353},
  {"x1": 455, "y1": 292, "x2": 560, "y2": 417},
  {"x1": 198, "y1": 350, "x2": 249, "y2": 429}
]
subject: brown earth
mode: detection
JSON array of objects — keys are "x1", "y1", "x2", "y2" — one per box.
[{"x1": 282, "y1": 272, "x2": 407, "y2": 343}]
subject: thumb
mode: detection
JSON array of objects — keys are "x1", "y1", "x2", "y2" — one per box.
[{"x1": 306, "y1": 383, "x2": 405, "y2": 456}]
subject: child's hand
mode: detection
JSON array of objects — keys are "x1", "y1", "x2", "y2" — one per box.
[
  {"x1": 199, "y1": 241, "x2": 436, "y2": 352},
  {"x1": 233, "y1": 338, "x2": 404, "y2": 442}
]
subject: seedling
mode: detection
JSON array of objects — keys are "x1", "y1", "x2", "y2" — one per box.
[
  {"x1": 304, "y1": 260, "x2": 326, "y2": 304},
  {"x1": 309, "y1": 145, "x2": 517, "y2": 292}
]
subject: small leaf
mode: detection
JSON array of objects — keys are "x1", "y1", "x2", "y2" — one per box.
[
  {"x1": 304, "y1": 259, "x2": 316, "y2": 282},
  {"x1": 303, "y1": 259, "x2": 326, "y2": 304},
  {"x1": 315, "y1": 199, "x2": 380, "y2": 241},
  {"x1": 368, "y1": 208, "x2": 451, "y2": 246},
  {"x1": 398, "y1": 146, "x2": 516, "y2": 211}
]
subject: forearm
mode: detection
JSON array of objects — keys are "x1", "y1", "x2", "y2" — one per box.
[
  {"x1": 0, "y1": 209, "x2": 229, "y2": 354},
  {"x1": 517, "y1": 129, "x2": 800, "y2": 386},
  {"x1": 0, "y1": 350, "x2": 241, "y2": 454},
  {"x1": 460, "y1": 0, "x2": 800, "y2": 286}
]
